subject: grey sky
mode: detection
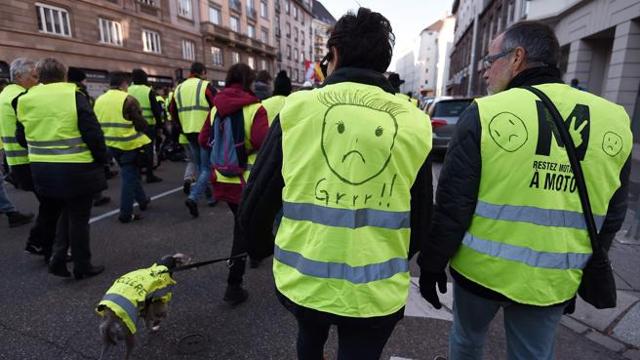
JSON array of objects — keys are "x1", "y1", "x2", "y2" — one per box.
[{"x1": 319, "y1": 0, "x2": 454, "y2": 70}]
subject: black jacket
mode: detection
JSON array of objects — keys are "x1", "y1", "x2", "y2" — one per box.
[
  {"x1": 238, "y1": 67, "x2": 433, "y2": 321},
  {"x1": 14, "y1": 91, "x2": 108, "y2": 199},
  {"x1": 419, "y1": 67, "x2": 631, "y2": 302}
]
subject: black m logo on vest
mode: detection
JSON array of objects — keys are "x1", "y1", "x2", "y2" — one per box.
[{"x1": 535, "y1": 101, "x2": 590, "y2": 161}]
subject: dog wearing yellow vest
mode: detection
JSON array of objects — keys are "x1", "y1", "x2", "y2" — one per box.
[{"x1": 96, "y1": 253, "x2": 190, "y2": 360}]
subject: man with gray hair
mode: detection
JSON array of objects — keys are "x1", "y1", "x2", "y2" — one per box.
[
  {"x1": 14, "y1": 57, "x2": 107, "y2": 279},
  {"x1": 0, "y1": 58, "x2": 37, "y2": 229},
  {"x1": 419, "y1": 21, "x2": 632, "y2": 359}
]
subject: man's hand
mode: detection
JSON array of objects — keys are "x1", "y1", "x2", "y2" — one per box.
[
  {"x1": 569, "y1": 115, "x2": 588, "y2": 148},
  {"x1": 419, "y1": 271, "x2": 448, "y2": 309}
]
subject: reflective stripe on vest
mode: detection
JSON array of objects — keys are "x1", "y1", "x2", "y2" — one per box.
[
  {"x1": 450, "y1": 84, "x2": 632, "y2": 306},
  {"x1": 274, "y1": 245, "x2": 409, "y2": 284},
  {"x1": 128, "y1": 84, "x2": 155, "y2": 125},
  {"x1": 212, "y1": 103, "x2": 262, "y2": 184},
  {"x1": 101, "y1": 293, "x2": 139, "y2": 328},
  {"x1": 475, "y1": 200, "x2": 605, "y2": 231},
  {"x1": 95, "y1": 90, "x2": 151, "y2": 151},
  {"x1": 16, "y1": 82, "x2": 94, "y2": 163},
  {"x1": 275, "y1": 82, "x2": 432, "y2": 318},
  {"x1": 283, "y1": 201, "x2": 410, "y2": 229},
  {"x1": 0, "y1": 84, "x2": 29, "y2": 166},
  {"x1": 175, "y1": 78, "x2": 209, "y2": 133}
]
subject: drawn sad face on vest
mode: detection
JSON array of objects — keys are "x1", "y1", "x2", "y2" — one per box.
[
  {"x1": 321, "y1": 104, "x2": 399, "y2": 185},
  {"x1": 488, "y1": 112, "x2": 529, "y2": 152},
  {"x1": 602, "y1": 131, "x2": 623, "y2": 157}
]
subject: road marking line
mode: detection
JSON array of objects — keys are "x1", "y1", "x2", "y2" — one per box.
[
  {"x1": 89, "y1": 186, "x2": 182, "y2": 224},
  {"x1": 405, "y1": 277, "x2": 454, "y2": 321}
]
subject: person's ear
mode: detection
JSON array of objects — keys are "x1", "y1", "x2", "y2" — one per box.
[{"x1": 512, "y1": 47, "x2": 527, "y2": 74}]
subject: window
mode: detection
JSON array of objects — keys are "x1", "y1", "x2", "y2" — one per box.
[
  {"x1": 248, "y1": 24, "x2": 256, "y2": 38},
  {"x1": 178, "y1": 0, "x2": 192, "y2": 18},
  {"x1": 260, "y1": 0, "x2": 268, "y2": 18},
  {"x1": 36, "y1": 3, "x2": 71, "y2": 37},
  {"x1": 261, "y1": 28, "x2": 269, "y2": 44},
  {"x1": 287, "y1": 45, "x2": 291, "y2": 59},
  {"x1": 287, "y1": 67, "x2": 292, "y2": 78},
  {"x1": 182, "y1": 40, "x2": 195, "y2": 60},
  {"x1": 294, "y1": 27, "x2": 298, "y2": 41},
  {"x1": 294, "y1": 47, "x2": 298, "y2": 61},
  {"x1": 98, "y1": 18, "x2": 122, "y2": 46},
  {"x1": 138, "y1": 0, "x2": 158, "y2": 6},
  {"x1": 248, "y1": 56, "x2": 255, "y2": 69},
  {"x1": 209, "y1": 5, "x2": 221, "y2": 24},
  {"x1": 301, "y1": 30, "x2": 304, "y2": 45},
  {"x1": 142, "y1": 29, "x2": 161, "y2": 53},
  {"x1": 286, "y1": 22, "x2": 291, "y2": 37},
  {"x1": 299, "y1": 69, "x2": 304, "y2": 82},
  {"x1": 211, "y1": 46, "x2": 223, "y2": 66},
  {"x1": 260, "y1": 59, "x2": 267, "y2": 70},
  {"x1": 285, "y1": 0, "x2": 290, "y2": 14},
  {"x1": 232, "y1": 51, "x2": 240, "y2": 64},
  {"x1": 301, "y1": 13, "x2": 304, "y2": 25},
  {"x1": 293, "y1": 4, "x2": 298, "y2": 19},
  {"x1": 230, "y1": 16, "x2": 240, "y2": 32},
  {"x1": 300, "y1": 50, "x2": 304, "y2": 61}
]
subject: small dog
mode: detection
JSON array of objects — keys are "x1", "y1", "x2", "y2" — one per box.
[{"x1": 96, "y1": 253, "x2": 190, "y2": 360}]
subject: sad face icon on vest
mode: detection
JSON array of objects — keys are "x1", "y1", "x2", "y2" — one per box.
[
  {"x1": 602, "y1": 131, "x2": 623, "y2": 157},
  {"x1": 321, "y1": 105, "x2": 398, "y2": 185},
  {"x1": 488, "y1": 112, "x2": 528, "y2": 152}
]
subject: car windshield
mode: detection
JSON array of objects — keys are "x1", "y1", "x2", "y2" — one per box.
[{"x1": 433, "y1": 100, "x2": 472, "y2": 117}]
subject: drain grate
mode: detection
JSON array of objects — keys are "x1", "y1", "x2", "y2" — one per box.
[{"x1": 177, "y1": 333, "x2": 207, "y2": 354}]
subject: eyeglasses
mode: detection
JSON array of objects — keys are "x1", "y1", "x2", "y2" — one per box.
[
  {"x1": 320, "y1": 51, "x2": 333, "y2": 78},
  {"x1": 482, "y1": 48, "x2": 515, "y2": 69}
]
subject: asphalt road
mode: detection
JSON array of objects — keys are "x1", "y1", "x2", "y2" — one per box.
[{"x1": 0, "y1": 160, "x2": 627, "y2": 360}]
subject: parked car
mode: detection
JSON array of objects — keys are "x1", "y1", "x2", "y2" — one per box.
[{"x1": 428, "y1": 97, "x2": 474, "y2": 153}]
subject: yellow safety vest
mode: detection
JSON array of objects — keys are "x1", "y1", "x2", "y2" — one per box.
[
  {"x1": 0, "y1": 84, "x2": 29, "y2": 166},
  {"x1": 262, "y1": 95, "x2": 287, "y2": 126},
  {"x1": 94, "y1": 89, "x2": 150, "y2": 151},
  {"x1": 275, "y1": 82, "x2": 432, "y2": 317},
  {"x1": 451, "y1": 83, "x2": 632, "y2": 306},
  {"x1": 211, "y1": 103, "x2": 262, "y2": 184},
  {"x1": 17, "y1": 82, "x2": 94, "y2": 163},
  {"x1": 128, "y1": 84, "x2": 155, "y2": 125},
  {"x1": 175, "y1": 78, "x2": 210, "y2": 133},
  {"x1": 166, "y1": 91, "x2": 174, "y2": 122},
  {"x1": 97, "y1": 264, "x2": 175, "y2": 334}
]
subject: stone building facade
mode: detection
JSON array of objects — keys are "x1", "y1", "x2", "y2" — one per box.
[{"x1": 273, "y1": 0, "x2": 313, "y2": 86}]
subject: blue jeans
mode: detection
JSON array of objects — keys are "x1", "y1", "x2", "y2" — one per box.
[
  {"x1": 449, "y1": 282, "x2": 565, "y2": 360},
  {"x1": 188, "y1": 142, "x2": 214, "y2": 203},
  {"x1": 110, "y1": 148, "x2": 147, "y2": 218},
  {"x1": 0, "y1": 176, "x2": 17, "y2": 213}
]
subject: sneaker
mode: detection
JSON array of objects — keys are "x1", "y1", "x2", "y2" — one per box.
[
  {"x1": 183, "y1": 180, "x2": 192, "y2": 195},
  {"x1": 7, "y1": 211, "x2": 34, "y2": 228},
  {"x1": 118, "y1": 213, "x2": 143, "y2": 223},
  {"x1": 147, "y1": 175, "x2": 163, "y2": 184},
  {"x1": 185, "y1": 198, "x2": 199, "y2": 218},
  {"x1": 138, "y1": 198, "x2": 151, "y2": 211},
  {"x1": 25, "y1": 243, "x2": 45, "y2": 256},
  {"x1": 223, "y1": 284, "x2": 248, "y2": 306}
]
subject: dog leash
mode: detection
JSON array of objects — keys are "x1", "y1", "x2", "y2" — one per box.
[{"x1": 164, "y1": 253, "x2": 248, "y2": 273}]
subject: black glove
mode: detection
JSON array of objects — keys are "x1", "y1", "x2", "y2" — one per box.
[
  {"x1": 419, "y1": 271, "x2": 448, "y2": 309},
  {"x1": 563, "y1": 297, "x2": 576, "y2": 314}
]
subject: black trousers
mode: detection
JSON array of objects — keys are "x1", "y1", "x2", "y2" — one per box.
[
  {"x1": 47, "y1": 194, "x2": 94, "y2": 271},
  {"x1": 227, "y1": 202, "x2": 246, "y2": 285},
  {"x1": 27, "y1": 193, "x2": 61, "y2": 256},
  {"x1": 295, "y1": 313, "x2": 400, "y2": 360},
  {"x1": 143, "y1": 127, "x2": 156, "y2": 178}
]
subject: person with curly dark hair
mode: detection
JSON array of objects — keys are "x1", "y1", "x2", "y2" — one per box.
[{"x1": 239, "y1": 8, "x2": 433, "y2": 359}]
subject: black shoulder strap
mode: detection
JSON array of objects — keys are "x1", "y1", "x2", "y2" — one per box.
[{"x1": 522, "y1": 86, "x2": 603, "y2": 256}]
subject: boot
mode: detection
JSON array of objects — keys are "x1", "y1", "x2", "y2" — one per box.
[
  {"x1": 185, "y1": 198, "x2": 199, "y2": 218},
  {"x1": 7, "y1": 211, "x2": 34, "y2": 228},
  {"x1": 73, "y1": 264, "x2": 105, "y2": 280},
  {"x1": 183, "y1": 179, "x2": 192, "y2": 195},
  {"x1": 223, "y1": 284, "x2": 248, "y2": 305},
  {"x1": 138, "y1": 197, "x2": 151, "y2": 211},
  {"x1": 147, "y1": 175, "x2": 163, "y2": 184},
  {"x1": 49, "y1": 262, "x2": 71, "y2": 278}
]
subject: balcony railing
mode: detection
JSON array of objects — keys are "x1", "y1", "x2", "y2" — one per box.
[
  {"x1": 229, "y1": 0, "x2": 242, "y2": 13},
  {"x1": 201, "y1": 22, "x2": 277, "y2": 57}
]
